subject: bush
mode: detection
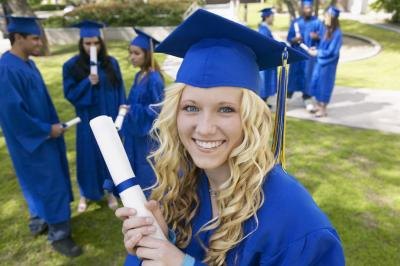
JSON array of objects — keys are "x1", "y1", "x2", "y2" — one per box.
[
  {"x1": 371, "y1": 0, "x2": 400, "y2": 24},
  {"x1": 55, "y1": 1, "x2": 193, "y2": 27},
  {"x1": 32, "y1": 4, "x2": 66, "y2": 11}
]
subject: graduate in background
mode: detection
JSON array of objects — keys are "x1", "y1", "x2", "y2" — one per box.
[
  {"x1": 63, "y1": 20, "x2": 125, "y2": 213},
  {"x1": 258, "y1": 8, "x2": 277, "y2": 107},
  {"x1": 120, "y1": 29, "x2": 164, "y2": 196},
  {"x1": 116, "y1": 10, "x2": 345, "y2": 266},
  {"x1": 0, "y1": 16, "x2": 82, "y2": 257},
  {"x1": 309, "y1": 6, "x2": 343, "y2": 117},
  {"x1": 287, "y1": 0, "x2": 324, "y2": 111}
]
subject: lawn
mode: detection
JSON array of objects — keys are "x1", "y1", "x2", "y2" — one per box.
[{"x1": 1, "y1": 8, "x2": 400, "y2": 265}]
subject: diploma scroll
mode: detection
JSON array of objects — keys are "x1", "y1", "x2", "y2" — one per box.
[
  {"x1": 90, "y1": 115, "x2": 166, "y2": 240},
  {"x1": 294, "y1": 22, "x2": 301, "y2": 38},
  {"x1": 90, "y1": 46, "x2": 98, "y2": 75},
  {"x1": 62, "y1": 117, "x2": 81, "y2": 128},
  {"x1": 299, "y1": 43, "x2": 310, "y2": 52},
  {"x1": 115, "y1": 105, "x2": 129, "y2": 131}
]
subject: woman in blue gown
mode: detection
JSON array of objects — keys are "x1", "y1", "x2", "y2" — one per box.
[
  {"x1": 309, "y1": 7, "x2": 343, "y2": 117},
  {"x1": 120, "y1": 29, "x2": 165, "y2": 196},
  {"x1": 63, "y1": 20, "x2": 125, "y2": 212},
  {"x1": 116, "y1": 10, "x2": 345, "y2": 266}
]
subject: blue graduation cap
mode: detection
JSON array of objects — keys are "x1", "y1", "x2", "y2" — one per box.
[
  {"x1": 302, "y1": 0, "x2": 313, "y2": 7},
  {"x1": 130, "y1": 28, "x2": 160, "y2": 51},
  {"x1": 260, "y1": 8, "x2": 274, "y2": 18},
  {"x1": 6, "y1": 16, "x2": 42, "y2": 36},
  {"x1": 327, "y1": 6, "x2": 340, "y2": 18},
  {"x1": 72, "y1": 20, "x2": 104, "y2": 38},
  {"x1": 155, "y1": 8, "x2": 307, "y2": 93}
]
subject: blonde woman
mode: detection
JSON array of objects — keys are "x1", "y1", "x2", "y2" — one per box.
[{"x1": 116, "y1": 10, "x2": 345, "y2": 266}]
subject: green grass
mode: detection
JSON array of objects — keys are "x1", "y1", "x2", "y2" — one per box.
[
  {"x1": 1, "y1": 24, "x2": 400, "y2": 265},
  {"x1": 242, "y1": 2, "x2": 400, "y2": 90}
]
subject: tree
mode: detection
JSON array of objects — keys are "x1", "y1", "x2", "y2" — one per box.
[
  {"x1": 2, "y1": 0, "x2": 51, "y2": 55},
  {"x1": 371, "y1": 0, "x2": 400, "y2": 23}
]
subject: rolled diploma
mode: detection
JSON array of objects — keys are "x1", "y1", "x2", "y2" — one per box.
[
  {"x1": 115, "y1": 106, "x2": 128, "y2": 131},
  {"x1": 299, "y1": 43, "x2": 310, "y2": 52},
  {"x1": 294, "y1": 22, "x2": 301, "y2": 38},
  {"x1": 90, "y1": 46, "x2": 98, "y2": 75},
  {"x1": 63, "y1": 117, "x2": 81, "y2": 128},
  {"x1": 90, "y1": 115, "x2": 166, "y2": 240}
]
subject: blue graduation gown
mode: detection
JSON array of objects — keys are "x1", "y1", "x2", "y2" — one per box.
[
  {"x1": 122, "y1": 71, "x2": 164, "y2": 194},
  {"x1": 124, "y1": 164, "x2": 345, "y2": 265},
  {"x1": 310, "y1": 28, "x2": 343, "y2": 104},
  {"x1": 0, "y1": 51, "x2": 73, "y2": 224},
  {"x1": 258, "y1": 23, "x2": 277, "y2": 100},
  {"x1": 287, "y1": 16, "x2": 324, "y2": 95},
  {"x1": 63, "y1": 55, "x2": 126, "y2": 200}
]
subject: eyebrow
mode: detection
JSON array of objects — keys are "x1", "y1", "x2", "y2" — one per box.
[{"x1": 180, "y1": 99, "x2": 238, "y2": 106}]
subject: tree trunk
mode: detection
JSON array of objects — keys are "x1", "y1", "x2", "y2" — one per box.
[
  {"x1": 5, "y1": 0, "x2": 51, "y2": 56},
  {"x1": 284, "y1": 0, "x2": 297, "y2": 21},
  {"x1": 314, "y1": 0, "x2": 319, "y2": 17}
]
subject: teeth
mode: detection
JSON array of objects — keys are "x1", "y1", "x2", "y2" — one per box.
[{"x1": 195, "y1": 140, "x2": 223, "y2": 149}]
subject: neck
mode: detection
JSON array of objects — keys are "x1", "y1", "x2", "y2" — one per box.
[
  {"x1": 204, "y1": 163, "x2": 230, "y2": 191},
  {"x1": 10, "y1": 46, "x2": 28, "y2": 61}
]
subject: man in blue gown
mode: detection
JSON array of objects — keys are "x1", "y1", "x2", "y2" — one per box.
[
  {"x1": 0, "y1": 16, "x2": 82, "y2": 257},
  {"x1": 287, "y1": 0, "x2": 324, "y2": 111},
  {"x1": 258, "y1": 8, "x2": 277, "y2": 106}
]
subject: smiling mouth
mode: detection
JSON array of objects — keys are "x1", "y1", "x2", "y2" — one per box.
[{"x1": 193, "y1": 139, "x2": 225, "y2": 150}]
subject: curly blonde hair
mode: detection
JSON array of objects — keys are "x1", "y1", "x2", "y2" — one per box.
[{"x1": 149, "y1": 83, "x2": 275, "y2": 265}]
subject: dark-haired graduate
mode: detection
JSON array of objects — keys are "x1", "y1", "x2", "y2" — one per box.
[
  {"x1": 0, "y1": 16, "x2": 81, "y2": 257},
  {"x1": 116, "y1": 9, "x2": 345, "y2": 266},
  {"x1": 120, "y1": 29, "x2": 165, "y2": 197},
  {"x1": 63, "y1": 20, "x2": 125, "y2": 212}
]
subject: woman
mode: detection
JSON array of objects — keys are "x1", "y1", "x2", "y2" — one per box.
[
  {"x1": 117, "y1": 10, "x2": 345, "y2": 266},
  {"x1": 121, "y1": 29, "x2": 165, "y2": 196},
  {"x1": 309, "y1": 6, "x2": 343, "y2": 117},
  {"x1": 63, "y1": 20, "x2": 125, "y2": 212}
]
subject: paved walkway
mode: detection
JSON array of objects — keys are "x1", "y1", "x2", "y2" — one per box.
[{"x1": 161, "y1": 5, "x2": 400, "y2": 135}]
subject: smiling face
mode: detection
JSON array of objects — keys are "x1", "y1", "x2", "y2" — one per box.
[
  {"x1": 177, "y1": 86, "x2": 244, "y2": 173},
  {"x1": 18, "y1": 34, "x2": 42, "y2": 56}
]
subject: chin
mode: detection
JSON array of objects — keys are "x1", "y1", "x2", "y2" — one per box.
[{"x1": 191, "y1": 156, "x2": 224, "y2": 170}]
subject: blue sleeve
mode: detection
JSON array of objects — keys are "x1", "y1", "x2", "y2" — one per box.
[
  {"x1": 125, "y1": 72, "x2": 164, "y2": 136},
  {"x1": 111, "y1": 57, "x2": 127, "y2": 105},
  {"x1": 62, "y1": 58, "x2": 95, "y2": 107},
  {"x1": 260, "y1": 228, "x2": 345, "y2": 266},
  {"x1": 318, "y1": 31, "x2": 342, "y2": 65},
  {"x1": 287, "y1": 20, "x2": 297, "y2": 44},
  {"x1": 0, "y1": 68, "x2": 51, "y2": 153},
  {"x1": 258, "y1": 25, "x2": 272, "y2": 39}
]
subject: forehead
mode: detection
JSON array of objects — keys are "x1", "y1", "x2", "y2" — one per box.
[
  {"x1": 82, "y1": 37, "x2": 99, "y2": 43},
  {"x1": 180, "y1": 86, "x2": 242, "y2": 104}
]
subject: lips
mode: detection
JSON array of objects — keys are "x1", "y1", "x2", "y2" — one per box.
[{"x1": 194, "y1": 139, "x2": 225, "y2": 149}]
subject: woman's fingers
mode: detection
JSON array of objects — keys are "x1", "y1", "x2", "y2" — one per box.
[
  {"x1": 122, "y1": 216, "x2": 156, "y2": 235},
  {"x1": 115, "y1": 207, "x2": 136, "y2": 221}
]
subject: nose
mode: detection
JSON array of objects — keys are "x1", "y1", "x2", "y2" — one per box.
[{"x1": 195, "y1": 111, "x2": 217, "y2": 136}]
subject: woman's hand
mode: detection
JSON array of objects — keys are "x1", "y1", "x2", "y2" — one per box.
[
  {"x1": 115, "y1": 200, "x2": 169, "y2": 255},
  {"x1": 137, "y1": 236, "x2": 186, "y2": 266},
  {"x1": 308, "y1": 47, "x2": 318, "y2": 57},
  {"x1": 89, "y1": 74, "x2": 99, "y2": 85}
]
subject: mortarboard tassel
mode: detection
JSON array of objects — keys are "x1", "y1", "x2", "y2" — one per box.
[
  {"x1": 150, "y1": 39, "x2": 155, "y2": 71},
  {"x1": 272, "y1": 47, "x2": 289, "y2": 167}
]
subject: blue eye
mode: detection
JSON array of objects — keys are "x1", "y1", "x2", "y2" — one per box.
[
  {"x1": 219, "y1": 106, "x2": 235, "y2": 113},
  {"x1": 183, "y1": 105, "x2": 199, "y2": 112}
]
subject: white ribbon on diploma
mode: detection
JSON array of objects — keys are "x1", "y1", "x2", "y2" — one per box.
[
  {"x1": 90, "y1": 115, "x2": 166, "y2": 240},
  {"x1": 63, "y1": 117, "x2": 81, "y2": 128},
  {"x1": 90, "y1": 46, "x2": 98, "y2": 75},
  {"x1": 294, "y1": 22, "x2": 301, "y2": 38}
]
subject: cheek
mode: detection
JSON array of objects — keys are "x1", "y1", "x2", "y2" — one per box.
[{"x1": 177, "y1": 114, "x2": 192, "y2": 143}]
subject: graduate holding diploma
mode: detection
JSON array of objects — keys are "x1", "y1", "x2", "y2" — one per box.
[
  {"x1": 0, "y1": 16, "x2": 81, "y2": 257},
  {"x1": 62, "y1": 20, "x2": 126, "y2": 212},
  {"x1": 121, "y1": 28, "x2": 165, "y2": 195},
  {"x1": 116, "y1": 9, "x2": 345, "y2": 266}
]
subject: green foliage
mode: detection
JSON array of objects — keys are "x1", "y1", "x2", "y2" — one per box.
[
  {"x1": 32, "y1": 4, "x2": 66, "y2": 11},
  {"x1": 42, "y1": 1, "x2": 192, "y2": 28},
  {"x1": 371, "y1": 0, "x2": 400, "y2": 23}
]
